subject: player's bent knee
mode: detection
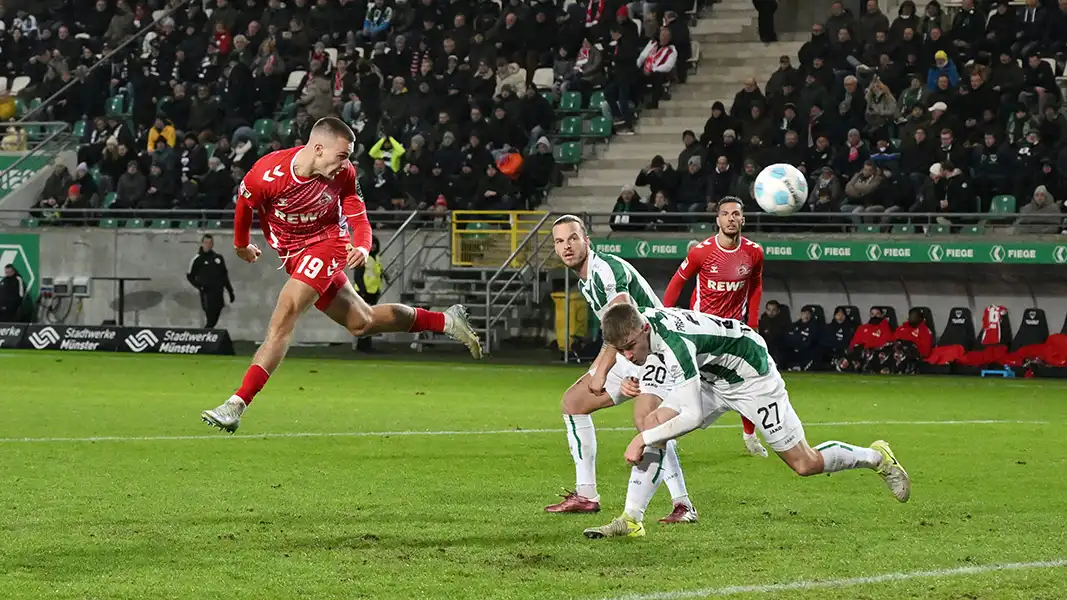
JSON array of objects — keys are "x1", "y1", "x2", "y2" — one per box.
[
  {"x1": 345, "y1": 303, "x2": 375, "y2": 337},
  {"x1": 789, "y1": 453, "x2": 823, "y2": 477},
  {"x1": 561, "y1": 382, "x2": 609, "y2": 415}
]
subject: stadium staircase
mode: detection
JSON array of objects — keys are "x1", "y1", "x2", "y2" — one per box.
[
  {"x1": 397, "y1": 213, "x2": 560, "y2": 352},
  {"x1": 549, "y1": 0, "x2": 806, "y2": 216}
]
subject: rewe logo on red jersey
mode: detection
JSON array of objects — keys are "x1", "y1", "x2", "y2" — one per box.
[
  {"x1": 706, "y1": 280, "x2": 745, "y2": 292},
  {"x1": 273, "y1": 209, "x2": 322, "y2": 224}
]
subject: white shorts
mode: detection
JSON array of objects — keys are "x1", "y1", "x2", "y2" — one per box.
[
  {"x1": 710, "y1": 365, "x2": 805, "y2": 452},
  {"x1": 658, "y1": 365, "x2": 804, "y2": 452},
  {"x1": 586, "y1": 353, "x2": 671, "y2": 405}
]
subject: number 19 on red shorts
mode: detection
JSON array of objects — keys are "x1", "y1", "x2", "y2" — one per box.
[{"x1": 284, "y1": 238, "x2": 350, "y2": 310}]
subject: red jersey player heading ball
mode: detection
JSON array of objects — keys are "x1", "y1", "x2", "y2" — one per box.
[
  {"x1": 662, "y1": 197, "x2": 769, "y2": 458},
  {"x1": 201, "y1": 117, "x2": 483, "y2": 433}
]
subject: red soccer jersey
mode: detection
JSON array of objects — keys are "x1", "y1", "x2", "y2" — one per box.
[
  {"x1": 980, "y1": 305, "x2": 1009, "y2": 346},
  {"x1": 663, "y1": 235, "x2": 764, "y2": 328},
  {"x1": 234, "y1": 146, "x2": 371, "y2": 255}
]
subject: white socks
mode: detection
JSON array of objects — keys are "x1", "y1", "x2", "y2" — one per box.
[
  {"x1": 661, "y1": 439, "x2": 692, "y2": 507},
  {"x1": 564, "y1": 414, "x2": 598, "y2": 499},
  {"x1": 815, "y1": 441, "x2": 883, "y2": 473},
  {"x1": 624, "y1": 447, "x2": 665, "y2": 522}
]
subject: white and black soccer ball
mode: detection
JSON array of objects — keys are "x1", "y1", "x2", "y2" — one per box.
[{"x1": 754, "y1": 163, "x2": 808, "y2": 216}]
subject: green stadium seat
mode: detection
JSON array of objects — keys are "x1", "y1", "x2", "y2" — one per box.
[
  {"x1": 106, "y1": 95, "x2": 126, "y2": 117},
  {"x1": 14, "y1": 98, "x2": 26, "y2": 117},
  {"x1": 100, "y1": 218, "x2": 120, "y2": 228},
  {"x1": 585, "y1": 116, "x2": 612, "y2": 139},
  {"x1": 253, "y1": 118, "x2": 275, "y2": 142},
  {"x1": 990, "y1": 194, "x2": 1016, "y2": 214},
  {"x1": 102, "y1": 192, "x2": 117, "y2": 208},
  {"x1": 540, "y1": 91, "x2": 556, "y2": 106},
  {"x1": 180, "y1": 219, "x2": 200, "y2": 229},
  {"x1": 559, "y1": 91, "x2": 582, "y2": 113},
  {"x1": 930, "y1": 224, "x2": 950, "y2": 235},
  {"x1": 690, "y1": 222, "x2": 712, "y2": 233},
  {"x1": 557, "y1": 116, "x2": 582, "y2": 138},
  {"x1": 20, "y1": 217, "x2": 39, "y2": 228},
  {"x1": 892, "y1": 224, "x2": 916, "y2": 234},
  {"x1": 156, "y1": 96, "x2": 172, "y2": 115},
  {"x1": 860, "y1": 225, "x2": 881, "y2": 233},
  {"x1": 553, "y1": 141, "x2": 582, "y2": 169},
  {"x1": 203, "y1": 142, "x2": 215, "y2": 159},
  {"x1": 277, "y1": 119, "x2": 293, "y2": 139},
  {"x1": 585, "y1": 90, "x2": 606, "y2": 112},
  {"x1": 208, "y1": 220, "x2": 225, "y2": 229},
  {"x1": 72, "y1": 120, "x2": 87, "y2": 139},
  {"x1": 962, "y1": 225, "x2": 985, "y2": 235},
  {"x1": 151, "y1": 219, "x2": 172, "y2": 229},
  {"x1": 125, "y1": 218, "x2": 145, "y2": 228}
]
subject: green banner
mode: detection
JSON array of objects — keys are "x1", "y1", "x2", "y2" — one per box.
[
  {"x1": 0, "y1": 233, "x2": 39, "y2": 298},
  {"x1": 0, "y1": 152, "x2": 52, "y2": 198},
  {"x1": 592, "y1": 238, "x2": 1067, "y2": 265}
]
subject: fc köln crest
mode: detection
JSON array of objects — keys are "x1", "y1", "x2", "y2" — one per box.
[
  {"x1": 737, "y1": 264, "x2": 751, "y2": 276},
  {"x1": 318, "y1": 191, "x2": 333, "y2": 205}
]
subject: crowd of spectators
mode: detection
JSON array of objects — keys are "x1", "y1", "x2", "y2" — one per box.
[
  {"x1": 616, "y1": 0, "x2": 1067, "y2": 233},
  {"x1": 15, "y1": 0, "x2": 695, "y2": 222}
]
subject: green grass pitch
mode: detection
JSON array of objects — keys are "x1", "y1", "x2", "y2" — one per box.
[{"x1": 3, "y1": 352, "x2": 1067, "y2": 599}]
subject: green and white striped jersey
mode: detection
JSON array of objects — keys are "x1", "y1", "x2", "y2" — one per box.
[
  {"x1": 642, "y1": 307, "x2": 772, "y2": 386},
  {"x1": 579, "y1": 251, "x2": 663, "y2": 321}
]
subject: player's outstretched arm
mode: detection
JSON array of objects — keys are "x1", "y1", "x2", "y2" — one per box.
[
  {"x1": 232, "y1": 198, "x2": 261, "y2": 263},
  {"x1": 343, "y1": 171, "x2": 372, "y2": 268}
]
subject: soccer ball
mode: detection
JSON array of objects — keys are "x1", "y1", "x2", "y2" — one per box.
[{"x1": 753, "y1": 163, "x2": 808, "y2": 216}]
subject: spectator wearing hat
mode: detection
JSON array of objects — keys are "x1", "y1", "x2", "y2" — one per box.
[
  {"x1": 678, "y1": 130, "x2": 706, "y2": 169},
  {"x1": 635, "y1": 155, "x2": 678, "y2": 200},
  {"x1": 891, "y1": 1, "x2": 919, "y2": 43},
  {"x1": 113, "y1": 161, "x2": 146, "y2": 210},
  {"x1": 772, "y1": 102, "x2": 801, "y2": 145},
  {"x1": 675, "y1": 155, "x2": 710, "y2": 213},
  {"x1": 146, "y1": 117, "x2": 177, "y2": 153},
  {"x1": 520, "y1": 137, "x2": 556, "y2": 206},
  {"x1": 62, "y1": 184, "x2": 92, "y2": 224},
  {"x1": 804, "y1": 135, "x2": 836, "y2": 176},
  {"x1": 766, "y1": 56, "x2": 797, "y2": 98},
  {"x1": 938, "y1": 161, "x2": 971, "y2": 224},
  {"x1": 919, "y1": 1, "x2": 944, "y2": 38},
  {"x1": 699, "y1": 101, "x2": 737, "y2": 148},
  {"x1": 1015, "y1": 185, "x2": 1064, "y2": 234},
  {"x1": 611, "y1": 184, "x2": 648, "y2": 232},
  {"x1": 180, "y1": 133, "x2": 209, "y2": 182},
  {"x1": 713, "y1": 128, "x2": 744, "y2": 169},
  {"x1": 476, "y1": 162, "x2": 516, "y2": 211},
  {"x1": 808, "y1": 165, "x2": 844, "y2": 213},
  {"x1": 926, "y1": 50, "x2": 958, "y2": 91}
]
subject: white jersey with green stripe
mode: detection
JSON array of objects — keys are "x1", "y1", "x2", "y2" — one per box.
[
  {"x1": 579, "y1": 251, "x2": 663, "y2": 321},
  {"x1": 642, "y1": 307, "x2": 773, "y2": 387}
]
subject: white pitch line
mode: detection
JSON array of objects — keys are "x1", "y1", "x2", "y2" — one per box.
[
  {"x1": 597, "y1": 559, "x2": 1067, "y2": 600},
  {"x1": 0, "y1": 419, "x2": 1047, "y2": 444}
]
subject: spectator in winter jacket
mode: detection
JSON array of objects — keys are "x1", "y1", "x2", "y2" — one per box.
[
  {"x1": 894, "y1": 308, "x2": 934, "y2": 359},
  {"x1": 822, "y1": 308, "x2": 856, "y2": 366},
  {"x1": 636, "y1": 27, "x2": 677, "y2": 109},
  {"x1": 115, "y1": 161, "x2": 147, "y2": 209},
  {"x1": 635, "y1": 155, "x2": 678, "y2": 199},
  {"x1": 759, "y1": 300, "x2": 790, "y2": 365},
  {"x1": 610, "y1": 185, "x2": 648, "y2": 232},
  {"x1": 0, "y1": 264, "x2": 25, "y2": 323},
  {"x1": 808, "y1": 166, "x2": 844, "y2": 213},
  {"x1": 843, "y1": 160, "x2": 888, "y2": 217},
  {"x1": 782, "y1": 307, "x2": 821, "y2": 371},
  {"x1": 1015, "y1": 185, "x2": 1064, "y2": 234},
  {"x1": 926, "y1": 50, "x2": 959, "y2": 91},
  {"x1": 146, "y1": 117, "x2": 177, "y2": 152}
]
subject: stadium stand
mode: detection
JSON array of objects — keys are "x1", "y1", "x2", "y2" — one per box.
[{"x1": 558, "y1": 0, "x2": 1067, "y2": 232}]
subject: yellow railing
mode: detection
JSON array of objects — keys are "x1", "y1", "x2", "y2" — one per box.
[{"x1": 451, "y1": 211, "x2": 549, "y2": 267}]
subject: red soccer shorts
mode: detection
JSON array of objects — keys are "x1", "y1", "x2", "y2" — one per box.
[{"x1": 284, "y1": 237, "x2": 350, "y2": 311}]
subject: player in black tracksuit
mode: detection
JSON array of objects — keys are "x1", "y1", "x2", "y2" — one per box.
[{"x1": 186, "y1": 234, "x2": 235, "y2": 328}]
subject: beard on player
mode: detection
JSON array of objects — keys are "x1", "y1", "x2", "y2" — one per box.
[
  {"x1": 716, "y1": 197, "x2": 745, "y2": 242},
  {"x1": 552, "y1": 216, "x2": 590, "y2": 271}
]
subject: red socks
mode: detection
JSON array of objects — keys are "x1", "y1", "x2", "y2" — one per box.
[
  {"x1": 409, "y1": 307, "x2": 446, "y2": 333},
  {"x1": 236, "y1": 364, "x2": 270, "y2": 405},
  {"x1": 742, "y1": 416, "x2": 756, "y2": 436}
]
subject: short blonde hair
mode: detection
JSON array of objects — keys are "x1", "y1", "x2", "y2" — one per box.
[{"x1": 601, "y1": 303, "x2": 644, "y2": 347}]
